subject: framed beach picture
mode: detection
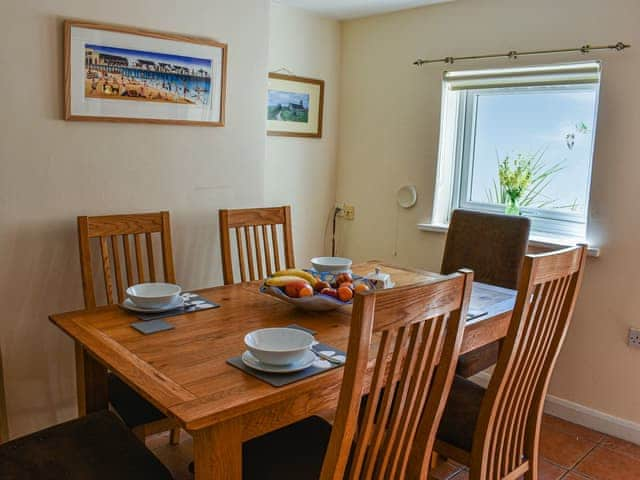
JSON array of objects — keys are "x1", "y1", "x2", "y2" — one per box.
[
  {"x1": 64, "y1": 20, "x2": 227, "y2": 126},
  {"x1": 267, "y1": 73, "x2": 324, "y2": 138}
]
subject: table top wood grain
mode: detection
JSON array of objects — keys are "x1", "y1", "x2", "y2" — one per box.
[{"x1": 50, "y1": 262, "x2": 516, "y2": 432}]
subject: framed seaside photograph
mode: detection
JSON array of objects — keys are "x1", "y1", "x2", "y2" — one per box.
[
  {"x1": 64, "y1": 20, "x2": 227, "y2": 126},
  {"x1": 267, "y1": 73, "x2": 324, "y2": 138}
]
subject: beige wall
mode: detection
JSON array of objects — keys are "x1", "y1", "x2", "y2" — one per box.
[
  {"x1": 266, "y1": 4, "x2": 341, "y2": 265},
  {"x1": 0, "y1": 0, "x2": 270, "y2": 437},
  {"x1": 337, "y1": 0, "x2": 640, "y2": 424}
]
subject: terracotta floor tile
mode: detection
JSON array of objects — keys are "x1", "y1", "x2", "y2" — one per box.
[
  {"x1": 148, "y1": 430, "x2": 193, "y2": 480},
  {"x1": 576, "y1": 446, "x2": 640, "y2": 480},
  {"x1": 539, "y1": 458, "x2": 567, "y2": 480},
  {"x1": 543, "y1": 414, "x2": 605, "y2": 444},
  {"x1": 600, "y1": 435, "x2": 640, "y2": 461},
  {"x1": 563, "y1": 473, "x2": 591, "y2": 480},
  {"x1": 540, "y1": 423, "x2": 597, "y2": 468}
]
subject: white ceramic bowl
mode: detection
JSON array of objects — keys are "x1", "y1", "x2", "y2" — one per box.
[
  {"x1": 244, "y1": 328, "x2": 314, "y2": 366},
  {"x1": 126, "y1": 283, "x2": 182, "y2": 308},
  {"x1": 311, "y1": 256, "x2": 353, "y2": 274}
]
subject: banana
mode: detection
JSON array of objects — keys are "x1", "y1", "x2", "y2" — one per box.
[
  {"x1": 264, "y1": 275, "x2": 311, "y2": 287},
  {"x1": 272, "y1": 269, "x2": 317, "y2": 286}
]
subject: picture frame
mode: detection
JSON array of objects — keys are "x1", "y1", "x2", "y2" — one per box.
[
  {"x1": 64, "y1": 20, "x2": 227, "y2": 126},
  {"x1": 267, "y1": 73, "x2": 324, "y2": 138}
]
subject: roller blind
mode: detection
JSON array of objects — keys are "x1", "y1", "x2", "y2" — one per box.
[{"x1": 444, "y1": 61, "x2": 601, "y2": 90}]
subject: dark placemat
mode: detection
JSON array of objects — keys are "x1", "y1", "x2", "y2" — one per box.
[
  {"x1": 133, "y1": 293, "x2": 219, "y2": 321},
  {"x1": 227, "y1": 341, "x2": 345, "y2": 388},
  {"x1": 131, "y1": 319, "x2": 175, "y2": 335}
]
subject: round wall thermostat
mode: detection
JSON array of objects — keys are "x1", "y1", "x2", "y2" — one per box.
[{"x1": 397, "y1": 185, "x2": 417, "y2": 208}]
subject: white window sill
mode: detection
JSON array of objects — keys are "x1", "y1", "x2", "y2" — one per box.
[{"x1": 417, "y1": 223, "x2": 600, "y2": 258}]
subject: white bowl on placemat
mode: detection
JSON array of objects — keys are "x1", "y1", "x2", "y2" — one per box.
[
  {"x1": 126, "y1": 283, "x2": 182, "y2": 309},
  {"x1": 244, "y1": 328, "x2": 314, "y2": 366},
  {"x1": 310, "y1": 257, "x2": 352, "y2": 274}
]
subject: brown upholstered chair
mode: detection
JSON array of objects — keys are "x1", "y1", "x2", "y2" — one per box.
[
  {"x1": 219, "y1": 206, "x2": 295, "y2": 284},
  {"x1": 434, "y1": 246, "x2": 587, "y2": 480},
  {"x1": 77, "y1": 212, "x2": 180, "y2": 444},
  {"x1": 0, "y1": 410, "x2": 173, "y2": 479},
  {"x1": 441, "y1": 209, "x2": 531, "y2": 377},
  {"x1": 0, "y1": 341, "x2": 171, "y2": 479},
  {"x1": 190, "y1": 270, "x2": 474, "y2": 479}
]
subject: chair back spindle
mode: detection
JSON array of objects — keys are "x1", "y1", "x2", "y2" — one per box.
[
  {"x1": 77, "y1": 212, "x2": 176, "y2": 310},
  {"x1": 321, "y1": 270, "x2": 474, "y2": 480},
  {"x1": 219, "y1": 206, "x2": 295, "y2": 284},
  {"x1": 471, "y1": 245, "x2": 587, "y2": 480}
]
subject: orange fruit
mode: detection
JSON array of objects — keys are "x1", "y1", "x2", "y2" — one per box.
[
  {"x1": 299, "y1": 285, "x2": 314, "y2": 297},
  {"x1": 337, "y1": 286, "x2": 354, "y2": 302},
  {"x1": 354, "y1": 283, "x2": 370, "y2": 293}
]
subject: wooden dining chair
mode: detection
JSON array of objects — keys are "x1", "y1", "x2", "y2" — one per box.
[
  {"x1": 434, "y1": 245, "x2": 587, "y2": 480},
  {"x1": 441, "y1": 209, "x2": 531, "y2": 378},
  {"x1": 77, "y1": 211, "x2": 180, "y2": 444},
  {"x1": 219, "y1": 206, "x2": 295, "y2": 284},
  {"x1": 235, "y1": 270, "x2": 474, "y2": 479}
]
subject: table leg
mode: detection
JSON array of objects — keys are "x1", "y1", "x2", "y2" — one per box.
[
  {"x1": 192, "y1": 418, "x2": 243, "y2": 480},
  {"x1": 75, "y1": 342, "x2": 108, "y2": 415}
]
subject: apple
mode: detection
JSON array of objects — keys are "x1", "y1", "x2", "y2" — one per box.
[
  {"x1": 314, "y1": 280, "x2": 331, "y2": 292},
  {"x1": 320, "y1": 287, "x2": 338, "y2": 298},
  {"x1": 335, "y1": 273, "x2": 353, "y2": 286},
  {"x1": 285, "y1": 280, "x2": 310, "y2": 298}
]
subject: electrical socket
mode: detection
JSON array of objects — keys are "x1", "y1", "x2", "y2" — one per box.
[
  {"x1": 335, "y1": 203, "x2": 355, "y2": 220},
  {"x1": 628, "y1": 327, "x2": 640, "y2": 348},
  {"x1": 343, "y1": 204, "x2": 355, "y2": 220}
]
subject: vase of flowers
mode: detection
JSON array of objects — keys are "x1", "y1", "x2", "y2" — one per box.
[{"x1": 498, "y1": 154, "x2": 533, "y2": 216}]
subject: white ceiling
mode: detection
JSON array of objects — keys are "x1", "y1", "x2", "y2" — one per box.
[{"x1": 273, "y1": 0, "x2": 454, "y2": 20}]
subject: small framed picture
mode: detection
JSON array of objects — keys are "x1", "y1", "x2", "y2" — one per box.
[
  {"x1": 267, "y1": 73, "x2": 324, "y2": 138},
  {"x1": 64, "y1": 20, "x2": 227, "y2": 126}
]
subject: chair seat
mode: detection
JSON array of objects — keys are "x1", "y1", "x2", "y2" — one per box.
[
  {"x1": 108, "y1": 372, "x2": 165, "y2": 428},
  {"x1": 456, "y1": 341, "x2": 501, "y2": 378},
  {"x1": 189, "y1": 416, "x2": 332, "y2": 479},
  {"x1": 436, "y1": 375, "x2": 486, "y2": 452},
  {"x1": 0, "y1": 410, "x2": 172, "y2": 480},
  {"x1": 244, "y1": 415, "x2": 331, "y2": 480}
]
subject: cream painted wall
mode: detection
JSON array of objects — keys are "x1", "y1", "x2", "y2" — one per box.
[
  {"x1": 337, "y1": 0, "x2": 640, "y2": 424},
  {"x1": 266, "y1": 4, "x2": 341, "y2": 265},
  {"x1": 0, "y1": 0, "x2": 270, "y2": 437}
]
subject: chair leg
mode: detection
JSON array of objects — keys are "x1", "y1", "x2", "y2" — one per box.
[
  {"x1": 431, "y1": 452, "x2": 445, "y2": 468},
  {"x1": 170, "y1": 427, "x2": 181, "y2": 445},
  {"x1": 525, "y1": 455, "x2": 538, "y2": 479}
]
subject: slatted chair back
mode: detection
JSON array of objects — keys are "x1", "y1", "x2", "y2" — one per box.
[
  {"x1": 320, "y1": 271, "x2": 474, "y2": 480},
  {"x1": 471, "y1": 245, "x2": 587, "y2": 480},
  {"x1": 219, "y1": 206, "x2": 294, "y2": 284},
  {"x1": 77, "y1": 212, "x2": 176, "y2": 310}
]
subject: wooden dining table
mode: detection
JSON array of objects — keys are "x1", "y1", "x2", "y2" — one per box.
[{"x1": 49, "y1": 261, "x2": 516, "y2": 479}]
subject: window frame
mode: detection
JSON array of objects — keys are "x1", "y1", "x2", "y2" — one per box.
[{"x1": 445, "y1": 81, "x2": 600, "y2": 242}]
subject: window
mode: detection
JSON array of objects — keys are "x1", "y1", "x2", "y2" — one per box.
[{"x1": 432, "y1": 62, "x2": 601, "y2": 242}]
